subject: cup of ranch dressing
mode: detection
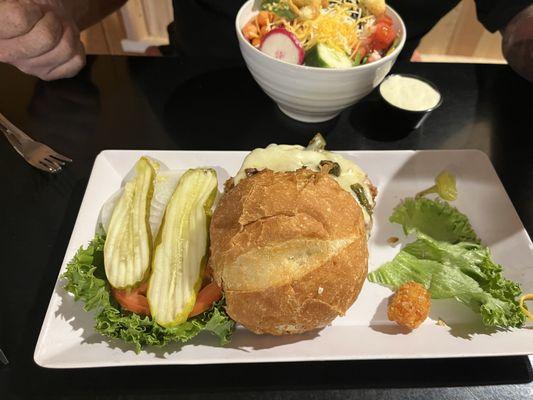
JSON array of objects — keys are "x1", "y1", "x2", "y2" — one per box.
[{"x1": 378, "y1": 74, "x2": 442, "y2": 134}]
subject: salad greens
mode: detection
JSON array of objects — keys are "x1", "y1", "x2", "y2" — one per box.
[
  {"x1": 63, "y1": 235, "x2": 235, "y2": 353},
  {"x1": 261, "y1": 0, "x2": 296, "y2": 20},
  {"x1": 390, "y1": 197, "x2": 480, "y2": 244},
  {"x1": 369, "y1": 197, "x2": 525, "y2": 329}
]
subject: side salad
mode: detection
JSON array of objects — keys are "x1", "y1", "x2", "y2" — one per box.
[
  {"x1": 369, "y1": 172, "x2": 527, "y2": 330},
  {"x1": 242, "y1": 0, "x2": 400, "y2": 68}
]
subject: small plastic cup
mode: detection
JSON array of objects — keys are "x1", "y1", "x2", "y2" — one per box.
[{"x1": 378, "y1": 74, "x2": 443, "y2": 134}]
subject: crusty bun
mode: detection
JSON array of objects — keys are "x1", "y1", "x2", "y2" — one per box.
[{"x1": 209, "y1": 168, "x2": 368, "y2": 335}]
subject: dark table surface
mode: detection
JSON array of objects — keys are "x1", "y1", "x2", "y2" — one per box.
[{"x1": 1, "y1": 55, "x2": 532, "y2": 400}]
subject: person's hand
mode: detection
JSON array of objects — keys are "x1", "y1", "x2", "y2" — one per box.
[
  {"x1": 0, "y1": 0, "x2": 86, "y2": 81},
  {"x1": 502, "y1": 4, "x2": 533, "y2": 83}
]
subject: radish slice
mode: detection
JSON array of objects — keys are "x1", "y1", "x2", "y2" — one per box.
[
  {"x1": 367, "y1": 50, "x2": 382, "y2": 64},
  {"x1": 260, "y1": 28, "x2": 304, "y2": 65}
]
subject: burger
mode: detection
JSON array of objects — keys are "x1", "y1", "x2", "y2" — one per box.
[
  {"x1": 63, "y1": 135, "x2": 376, "y2": 353},
  {"x1": 209, "y1": 134, "x2": 376, "y2": 335}
]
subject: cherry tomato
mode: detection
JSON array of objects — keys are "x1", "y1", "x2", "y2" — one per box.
[
  {"x1": 376, "y1": 15, "x2": 393, "y2": 26},
  {"x1": 372, "y1": 23, "x2": 396, "y2": 51}
]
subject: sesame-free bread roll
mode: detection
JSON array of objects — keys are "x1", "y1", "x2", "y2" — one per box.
[{"x1": 209, "y1": 168, "x2": 368, "y2": 335}]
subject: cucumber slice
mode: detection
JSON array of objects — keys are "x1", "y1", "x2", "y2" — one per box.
[
  {"x1": 305, "y1": 43, "x2": 353, "y2": 68},
  {"x1": 147, "y1": 169, "x2": 218, "y2": 327},
  {"x1": 104, "y1": 157, "x2": 156, "y2": 289},
  {"x1": 352, "y1": 51, "x2": 363, "y2": 66}
]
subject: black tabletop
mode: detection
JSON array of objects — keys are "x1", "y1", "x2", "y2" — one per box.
[{"x1": 1, "y1": 56, "x2": 532, "y2": 400}]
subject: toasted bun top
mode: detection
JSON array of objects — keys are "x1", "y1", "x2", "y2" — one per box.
[
  {"x1": 210, "y1": 168, "x2": 366, "y2": 294},
  {"x1": 231, "y1": 143, "x2": 376, "y2": 231}
]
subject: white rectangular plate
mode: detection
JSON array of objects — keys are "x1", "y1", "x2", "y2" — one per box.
[{"x1": 34, "y1": 150, "x2": 533, "y2": 368}]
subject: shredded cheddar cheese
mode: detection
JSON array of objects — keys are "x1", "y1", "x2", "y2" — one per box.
[{"x1": 273, "y1": 2, "x2": 375, "y2": 54}]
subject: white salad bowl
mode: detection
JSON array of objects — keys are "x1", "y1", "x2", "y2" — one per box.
[{"x1": 236, "y1": 0, "x2": 406, "y2": 123}]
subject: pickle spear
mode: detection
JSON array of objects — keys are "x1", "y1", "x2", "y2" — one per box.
[
  {"x1": 104, "y1": 157, "x2": 156, "y2": 289},
  {"x1": 148, "y1": 168, "x2": 218, "y2": 327}
]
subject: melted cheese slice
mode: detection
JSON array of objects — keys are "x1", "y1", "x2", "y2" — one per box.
[{"x1": 233, "y1": 144, "x2": 374, "y2": 229}]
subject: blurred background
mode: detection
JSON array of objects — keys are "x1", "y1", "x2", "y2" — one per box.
[{"x1": 80, "y1": 0, "x2": 505, "y2": 64}]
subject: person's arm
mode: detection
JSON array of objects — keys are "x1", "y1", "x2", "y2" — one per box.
[
  {"x1": 474, "y1": 0, "x2": 533, "y2": 82},
  {"x1": 501, "y1": 4, "x2": 533, "y2": 82},
  {"x1": 62, "y1": 0, "x2": 127, "y2": 31},
  {"x1": 0, "y1": 0, "x2": 127, "y2": 81}
]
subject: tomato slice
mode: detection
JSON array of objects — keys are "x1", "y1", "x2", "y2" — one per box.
[
  {"x1": 376, "y1": 15, "x2": 393, "y2": 26},
  {"x1": 112, "y1": 267, "x2": 222, "y2": 319},
  {"x1": 372, "y1": 23, "x2": 396, "y2": 51},
  {"x1": 188, "y1": 282, "x2": 223, "y2": 318},
  {"x1": 112, "y1": 282, "x2": 151, "y2": 316},
  {"x1": 112, "y1": 273, "x2": 222, "y2": 318}
]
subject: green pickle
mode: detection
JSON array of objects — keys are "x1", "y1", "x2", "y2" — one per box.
[
  {"x1": 147, "y1": 168, "x2": 218, "y2": 327},
  {"x1": 104, "y1": 157, "x2": 156, "y2": 289}
]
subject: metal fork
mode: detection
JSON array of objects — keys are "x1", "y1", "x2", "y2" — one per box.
[
  {"x1": 0, "y1": 112, "x2": 72, "y2": 173},
  {"x1": 0, "y1": 348, "x2": 8, "y2": 365}
]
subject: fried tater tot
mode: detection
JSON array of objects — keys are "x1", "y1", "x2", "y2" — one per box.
[{"x1": 387, "y1": 281, "x2": 431, "y2": 330}]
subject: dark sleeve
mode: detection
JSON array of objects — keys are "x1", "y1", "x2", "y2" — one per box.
[
  {"x1": 386, "y1": 0, "x2": 461, "y2": 60},
  {"x1": 171, "y1": 0, "x2": 244, "y2": 64},
  {"x1": 475, "y1": 0, "x2": 532, "y2": 32},
  {"x1": 387, "y1": 0, "x2": 460, "y2": 40}
]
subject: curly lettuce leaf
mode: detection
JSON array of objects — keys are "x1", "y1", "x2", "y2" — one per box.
[
  {"x1": 62, "y1": 235, "x2": 235, "y2": 353},
  {"x1": 402, "y1": 233, "x2": 522, "y2": 302},
  {"x1": 63, "y1": 235, "x2": 109, "y2": 310},
  {"x1": 368, "y1": 233, "x2": 525, "y2": 328},
  {"x1": 390, "y1": 197, "x2": 480, "y2": 244}
]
